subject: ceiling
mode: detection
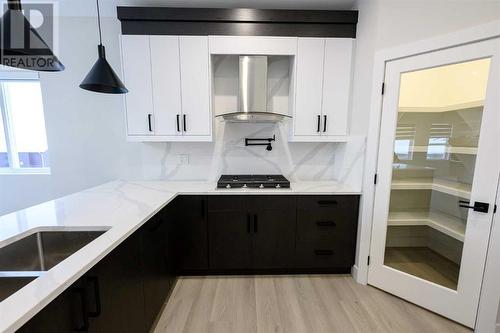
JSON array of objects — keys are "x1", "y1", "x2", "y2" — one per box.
[{"x1": 50, "y1": 0, "x2": 358, "y2": 17}]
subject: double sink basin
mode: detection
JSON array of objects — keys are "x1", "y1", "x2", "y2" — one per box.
[{"x1": 0, "y1": 230, "x2": 107, "y2": 302}]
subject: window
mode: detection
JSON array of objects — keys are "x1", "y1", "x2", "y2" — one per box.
[
  {"x1": 394, "y1": 123, "x2": 416, "y2": 160},
  {"x1": 427, "y1": 123, "x2": 453, "y2": 160},
  {"x1": 0, "y1": 70, "x2": 49, "y2": 174}
]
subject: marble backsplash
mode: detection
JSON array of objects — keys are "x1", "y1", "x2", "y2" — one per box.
[{"x1": 120, "y1": 121, "x2": 366, "y2": 191}]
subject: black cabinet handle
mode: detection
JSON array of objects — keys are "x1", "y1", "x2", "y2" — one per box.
[
  {"x1": 183, "y1": 114, "x2": 187, "y2": 132},
  {"x1": 176, "y1": 114, "x2": 180, "y2": 132},
  {"x1": 317, "y1": 115, "x2": 321, "y2": 132},
  {"x1": 317, "y1": 200, "x2": 338, "y2": 206},
  {"x1": 316, "y1": 221, "x2": 336, "y2": 227},
  {"x1": 86, "y1": 277, "x2": 101, "y2": 318},
  {"x1": 254, "y1": 214, "x2": 258, "y2": 233},
  {"x1": 71, "y1": 287, "x2": 89, "y2": 332},
  {"x1": 247, "y1": 214, "x2": 251, "y2": 233},
  {"x1": 459, "y1": 200, "x2": 489, "y2": 213},
  {"x1": 323, "y1": 115, "x2": 327, "y2": 132},
  {"x1": 314, "y1": 249, "x2": 334, "y2": 256},
  {"x1": 148, "y1": 114, "x2": 153, "y2": 132}
]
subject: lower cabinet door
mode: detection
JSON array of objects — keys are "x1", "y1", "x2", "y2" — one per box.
[
  {"x1": 251, "y1": 196, "x2": 296, "y2": 269},
  {"x1": 88, "y1": 232, "x2": 146, "y2": 333},
  {"x1": 141, "y1": 214, "x2": 176, "y2": 329},
  {"x1": 173, "y1": 196, "x2": 209, "y2": 272},
  {"x1": 208, "y1": 210, "x2": 252, "y2": 270}
]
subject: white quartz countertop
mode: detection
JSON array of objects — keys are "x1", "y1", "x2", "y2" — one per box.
[{"x1": 0, "y1": 180, "x2": 360, "y2": 332}]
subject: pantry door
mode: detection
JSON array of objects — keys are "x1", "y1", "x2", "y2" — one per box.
[{"x1": 368, "y1": 38, "x2": 500, "y2": 328}]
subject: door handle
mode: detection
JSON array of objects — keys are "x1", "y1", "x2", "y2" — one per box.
[
  {"x1": 147, "y1": 114, "x2": 153, "y2": 132},
  {"x1": 323, "y1": 115, "x2": 327, "y2": 132},
  {"x1": 459, "y1": 200, "x2": 489, "y2": 213},
  {"x1": 176, "y1": 114, "x2": 180, "y2": 132},
  {"x1": 317, "y1": 115, "x2": 321, "y2": 132},
  {"x1": 183, "y1": 114, "x2": 187, "y2": 132}
]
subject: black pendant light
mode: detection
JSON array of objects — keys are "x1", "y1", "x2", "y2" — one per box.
[
  {"x1": 80, "y1": 0, "x2": 128, "y2": 94},
  {"x1": 0, "y1": 0, "x2": 64, "y2": 71}
]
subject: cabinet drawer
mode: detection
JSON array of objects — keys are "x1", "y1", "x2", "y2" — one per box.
[
  {"x1": 297, "y1": 211, "x2": 352, "y2": 241},
  {"x1": 297, "y1": 195, "x2": 359, "y2": 211},
  {"x1": 295, "y1": 240, "x2": 355, "y2": 268}
]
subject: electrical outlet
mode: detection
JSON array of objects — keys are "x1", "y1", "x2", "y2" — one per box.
[{"x1": 179, "y1": 154, "x2": 189, "y2": 165}]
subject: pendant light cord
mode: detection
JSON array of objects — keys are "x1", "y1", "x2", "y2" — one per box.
[{"x1": 96, "y1": 0, "x2": 103, "y2": 45}]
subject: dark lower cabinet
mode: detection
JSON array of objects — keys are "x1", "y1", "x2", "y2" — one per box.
[
  {"x1": 18, "y1": 194, "x2": 359, "y2": 332},
  {"x1": 208, "y1": 196, "x2": 297, "y2": 271},
  {"x1": 251, "y1": 196, "x2": 296, "y2": 269},
  {"x1": 172, "y1": 196, "x2": 209, "y2": 272},
  {"x1": 19, "y1": 208, "x2": 176, "y2": 333},
  {"x1": 295, "y1": 195, "x2": 359, "y2": 271}
]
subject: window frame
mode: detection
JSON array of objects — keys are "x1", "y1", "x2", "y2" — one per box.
[{"x1": 0, "y1": 70, "x2": 50, "y2": 175}]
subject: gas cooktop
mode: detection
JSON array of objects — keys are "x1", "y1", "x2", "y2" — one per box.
[{"x1": 217, "y1": 175, "x2": 290, "y2": 189}]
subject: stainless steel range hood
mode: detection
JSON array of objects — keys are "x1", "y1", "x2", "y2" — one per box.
[{"x1": 216, "y1": 56, "x2": 291, "y2": 123}]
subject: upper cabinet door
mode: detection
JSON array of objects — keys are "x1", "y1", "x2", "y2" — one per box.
[
  {"x1": 179, "y1": 36, "x2": 211, "y2": 137},
  {"x1": 321, "y1": 38, "x2": 354, "y2": 136},
  {"x1": 121, "y1": 35, "x2": 154, "y2": 136},
  {"x1": 150, "y1": 36, "x2": 182, "y2": 136},
  {"x1": 294, "y1": 38, "x2": 325, "y2": 136}
]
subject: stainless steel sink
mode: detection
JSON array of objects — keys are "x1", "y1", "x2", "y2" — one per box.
[{"x1": 0, "y1": 230, "x2": 106, "y2": 302}]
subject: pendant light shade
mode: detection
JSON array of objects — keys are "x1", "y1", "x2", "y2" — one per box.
[
  {"x1": 0, "y1": 0, "x2": 65, "y2": 71},
  {"x1": 80, "y1": 44, "x2": 128, "y2": 94},
  {"x1": 80, "y1": 0, "x2": 128, "y2": 94}
]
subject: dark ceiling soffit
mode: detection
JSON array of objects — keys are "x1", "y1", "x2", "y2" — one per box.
[
  {"x1": 116, "y1": 7, "x2": 358, "y2": 24},
  {"x1": 117, "y1": 7, "x2": 358, "y2": 38}
]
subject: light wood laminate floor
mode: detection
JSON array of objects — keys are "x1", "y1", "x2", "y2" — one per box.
[{"x1": 152, "y1": 275, "x2": 470, "y2": 333}]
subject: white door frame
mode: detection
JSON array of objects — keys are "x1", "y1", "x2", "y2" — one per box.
[{"x1": 354, "y1": 19, "x2": 500, "y2": 330}]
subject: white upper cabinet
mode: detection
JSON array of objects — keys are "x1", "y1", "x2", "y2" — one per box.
[
  {"x1": 294, "y1": 38, "x2": 325, "y2": 137},
  {"x1": 121, "y1": 35, "x2": 212, "y2": 141},
  {"x1": 322, "y1": 38, "x2": 354, "y2": 136},
  {"x1": 121, "y1": 35, "x2": 154, "y2": 136},
  {"x1": 150, "y1": 36, "x2": 182, "y2": 137},
  {"x1": 179, "y1": 36, "x2": 211, "y2": 137},
  {"x1": 292, "y1": 37, "x2": 354, "y2": 141}
]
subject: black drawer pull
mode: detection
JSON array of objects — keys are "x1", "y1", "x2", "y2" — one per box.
[
  {"x1": 314, "y1": 249, "x2": 334, "y2": 256},
  {"x1": 316, "y1": 221, "x2": 336, "y2": 227},
  {"x1": 317, "y1": 200, "x2": 338, "y2": 206}
]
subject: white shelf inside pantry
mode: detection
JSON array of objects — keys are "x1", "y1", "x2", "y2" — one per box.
[
  {"x1": 391, "y1": 178, "x2": 471, "y2": 199},
  {"x1": 388, "y1": 210, "x2": 466, "y2": 242},
  {"x1": 411, "y1": 146, "x2": 477, "y2": 155}
]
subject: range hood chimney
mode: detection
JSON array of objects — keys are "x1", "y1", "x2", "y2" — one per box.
[{"x1": 216, "y1": 56, "x2": 291, "y2": 123}]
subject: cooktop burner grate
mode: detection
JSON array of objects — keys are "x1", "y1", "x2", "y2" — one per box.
[{"x1": 217, "y1": 174, "x2": 290, "y2": 189}]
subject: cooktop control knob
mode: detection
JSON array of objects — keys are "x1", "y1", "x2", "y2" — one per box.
[
  {"x1": 242, "y1": 184, "x2": 248, "y2": 188},
  {"x1": 276, "y1": 184, "x2": 281, "y2": 189},
  {"x1": 259, "y1": 184, "x2": 264, "y2": 189},
  {"x1": 226, "y1": 184, "x2": 231, "y2": 189}
]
